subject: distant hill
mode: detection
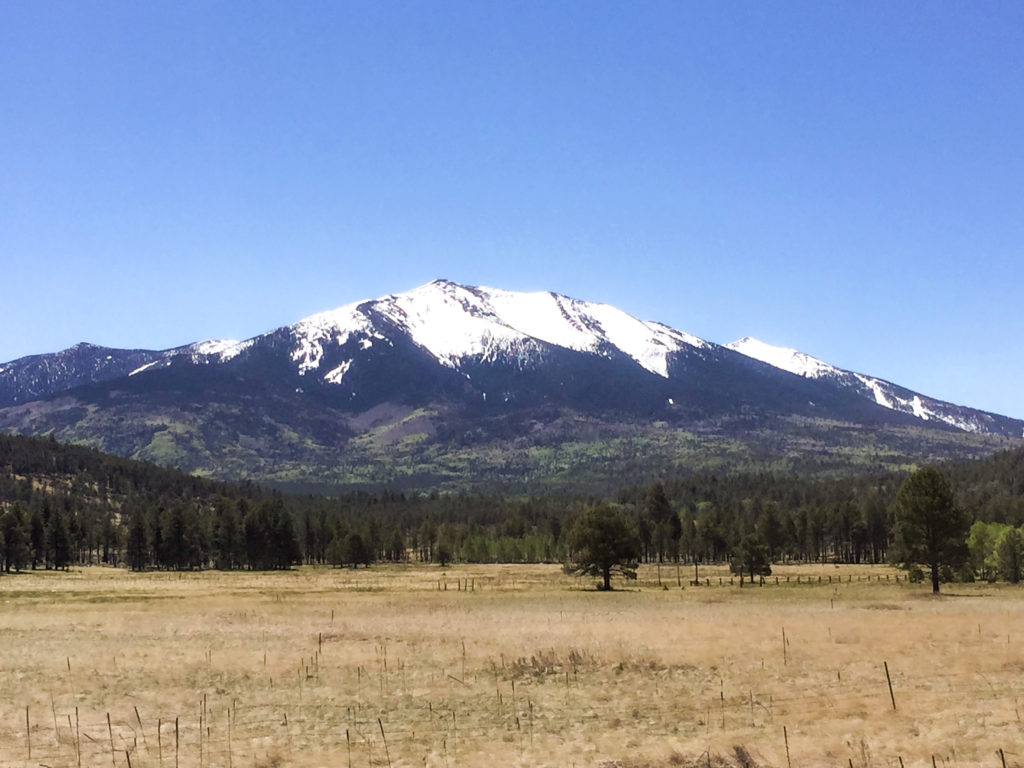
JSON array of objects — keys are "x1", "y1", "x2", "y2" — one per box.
[{"x1": 0, "y1": 431, "x2": 256, "y2": 507}]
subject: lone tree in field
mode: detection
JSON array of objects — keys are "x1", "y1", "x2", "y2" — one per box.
[
  {"x1": 730, "y1": 532, "x2": 772, "y2": 582},
  {"x1": 891, "y1": 466, "x2": 970, "y2": 594},
  {"x1": 565, "y1": 503, "x2": 641, "y2": 590}
]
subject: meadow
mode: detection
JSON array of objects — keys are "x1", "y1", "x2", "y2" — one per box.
[{"x1": 1, "y1": 563, "x2": 1022, "y2": 768}]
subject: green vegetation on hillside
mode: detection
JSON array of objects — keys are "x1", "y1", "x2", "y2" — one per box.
[
  {"x1": 5, "y1": 392, "x2": 1016, "y2": 494},
  {"x1": 3, "y1": 432, "x2": 1024, "y2": 589}
]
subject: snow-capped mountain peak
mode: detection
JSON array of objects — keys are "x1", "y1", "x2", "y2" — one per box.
[{"x1": 286, "y1": 280, "x2": 709, "y2": 379}]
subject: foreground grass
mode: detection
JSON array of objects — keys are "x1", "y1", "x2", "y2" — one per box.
[{"x1": 1, "y1": 563, "x2": 1022, "y2": 768}]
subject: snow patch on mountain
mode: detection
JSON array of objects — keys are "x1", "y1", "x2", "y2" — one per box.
[
  {"x1": 911, "y1": 395, "x2": 927, "y2": 420},
  {"x1": 853, "y1": 374, "x2": 894, "y2": 409},
  {"x1": 323, "y1": 360, "x2": 352, "y2": 385},
  {"x1": 125, "y1": 339, "x2": 250, "y2": 377},
  {"x1": 727, "y1": 337, "x2": 993, "y2": 433},
  {"x1": 479, "y1": 285, "x2": 708, "y2": 375},
  {"x1": 187, "y1": 339, "x2": 249, "y2": 361},
  {"x1": 129, "y1": 361, "x2": 163, "y2": 377},
  {"x1": 726, "y1": 337, "x2": 836, "y2": 378},
  {"x1": 289, "y1": 304, "x2": 371, "y2": 375}
]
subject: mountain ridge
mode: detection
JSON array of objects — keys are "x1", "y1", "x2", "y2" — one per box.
[
  {"x1": 726, "y1": 336, "x2": 1017, "y2": 435},
  {"x1": 0, "y1": 280, "x2": 1020, "y2": 492}
]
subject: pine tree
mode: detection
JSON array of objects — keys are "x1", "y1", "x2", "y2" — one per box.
[
  {"x1": 418, "y1": 520, "x2": 437, "y2": 562},
  {"x1": 164, "y1": 505, "x2": 202, "y2": 570},
  {"x1": 273, "y1": 505, "x2": 301, "y2": 569},
  {"x1": 345, "y1": 532, "x2": 372, "y2": 568},
  {"x1": 29, "y1": 506, "x2": 45, "y2": 569},
  {"x1": 891, "y1": 467, "x2": 970, "y2": 594},
  {"x1": 387, "y1": 526, "x2": 405, "y2": 562},
  {"x1": 565, "y1": 503, "x2": 641, "y2": 591},
  {"x1": 0, "y1": 505, "x2": 30, "y2": 573},
  {"x1": 126, "y1": 511, "x2": 149, "y2": 571},
  {"x1": 730, "y1": 532, "x2": 772, "y2": 581},
  {"x1": 647, "y1": 482, "x2": 681, "y2": 562},
  {"x1": 148, "y1": 507, "x2": 165, "y2": 568},
  {"x1": 212, "y1": 498, "x2": 240, "y2": 570},
  {"x1": 48, "y1": 511, "x2": 71, "y2": 570}
]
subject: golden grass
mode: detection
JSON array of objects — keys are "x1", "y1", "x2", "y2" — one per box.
[{"x1": 1, "y1": 563, "x2": 1023, "y2": 768}]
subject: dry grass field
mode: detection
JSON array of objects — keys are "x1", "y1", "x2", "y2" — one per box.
[{"x1": 1, "y1": 563, "x2": 1023, "y2": 768}]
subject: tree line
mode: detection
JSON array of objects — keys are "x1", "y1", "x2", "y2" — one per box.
[{"x1": 2, "y1": 432, "x2": 1024, "y2": 586}]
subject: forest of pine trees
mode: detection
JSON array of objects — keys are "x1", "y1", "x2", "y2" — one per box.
[{"x1": 3, "y1": 432, "x2": 1024, "y2": 578}]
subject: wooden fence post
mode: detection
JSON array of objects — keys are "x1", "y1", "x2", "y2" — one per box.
[
  {"x1": 884, "y1": 661, "x2": 896, "y2": 710},
  {"x1": 108, "y1": 712, "x2": 117, "y2": 768}
]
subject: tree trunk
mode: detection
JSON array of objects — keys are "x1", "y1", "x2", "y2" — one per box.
[
  {"x1": 931, "y1": 561, "x2": 940, "y2": 594},
  {"x1": 602, "y1": 567, "x2": 611, "y2": 591}
]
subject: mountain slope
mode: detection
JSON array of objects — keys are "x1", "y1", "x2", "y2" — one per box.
[
  {"x1": 0, "y1": 339, "x2": 247, "y2": 406},
  {"x1": 727, "y1": 337, "x2": 1022, "y2": 437},
  {"x1": 0, "y1": 280, "x2": 1020, "y2": 492}
]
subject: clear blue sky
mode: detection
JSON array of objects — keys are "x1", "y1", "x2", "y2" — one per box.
[{"x1": 2, "y1": 1, "x2": 1023, "y2": 417}]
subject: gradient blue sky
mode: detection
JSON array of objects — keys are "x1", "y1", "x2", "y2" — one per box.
[{"x1": 2, "y1": 2, "x2": 1023, "y2": 417}]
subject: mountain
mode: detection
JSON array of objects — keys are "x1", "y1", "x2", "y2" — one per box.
[
  {"x1": 726, "y1": 337, "x2": 1021, "y2": 436},
  {"x1": 0, "y1": 280, "x2": 1019, "y2": 492},
  {"x1": 0, "y1": 339, "x2": 244, "y2": 406}
]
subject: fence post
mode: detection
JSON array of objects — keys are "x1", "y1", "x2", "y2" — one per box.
[
  {"x1": 884, "y1": 661, "x2": 896, "y2": 710},
  {"x1": 108, "y1": 712, "x2": 117, "y2": 768}
]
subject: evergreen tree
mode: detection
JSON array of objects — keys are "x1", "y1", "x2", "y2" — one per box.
[
  {"x1": 345, "y1": 532, "x2": 372, "y2": 568},
  {"x1": 860, "y1": 494, "x2": 890, "y2": 564},
  {"x1": 565, "y1": 503, "x2": 641, "y2": 590},
  {"x1": 435, "y1": 537, "x2": 453, "y2": 568},
  {"x1": 755, "y1": 502, "x2": 786, "y2": 562},
  {"x1": 148, "y1": 506, "x2": 166, "y2": 568},
  {"x1": 28, "y1": 506, "x2": 45, "y2": 569},
  {"x1": 387, "y1": 526, "x2": 405, "y2": 562},
  {"x1": 100, "y1": 513, "x2": 121, "y2": 565},
  {"x1": 272, "y1": 504, "x2": 302, "y2": 569},
  {"x1": 730, "y1": 533, "x2": 772, "y2": 581},
  {"x1": 0, "y1": 505, "x2": 30, "y2": 573},
  {"x1": 126, "y1": 511, "x2": 149, "y2": 571},
  {"x1": 164, "y1": 505, "x2": 202, "y2": 570},
  {"x1": 212, "y1": 498, "x2": 240, "y2": 570},
  {"x1": 48, "y1": 511, "x2": 71, "y2": 570},
  {"x1": 243, "y1": 504, "x2": 265, "y2": 569},
  {"x1": 326, "y1": 534, "x2": 347, "y2": 567},
  {"x1": 891, "y1": 467, "x2": 970, "y2": 594},
  {"x1": 417, "y1": 519, "x2": 436, "y2": 562},
  {"x1": 436, "y1": 523, "x2": 456, "y2": 567},
  {"x1": 647, "y1": 482, "x2": 681, "y2": 562},
  {"x1": 325, "y1": 519, "x2": 352, "y2": 567}
]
